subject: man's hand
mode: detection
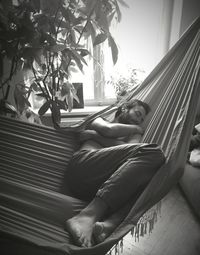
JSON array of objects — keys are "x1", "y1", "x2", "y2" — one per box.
[
  {"x1": 79, "y1": 129, "x2": 124, "y2": 147},
  {"x1": 135, "y1": 125, "x2": 144, "y2": 135}
]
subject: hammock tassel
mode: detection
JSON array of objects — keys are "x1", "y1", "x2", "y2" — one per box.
[{"x1": 120, "y1": 238, "x2": 123, "y2": 253}]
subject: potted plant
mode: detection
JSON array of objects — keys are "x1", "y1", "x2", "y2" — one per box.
[
  {"x1": 0, "y1": 0, "x2": 128, "y2": 127},
  {"x1": 106, "y1": 67, "x2": 146, "y2": 101}
]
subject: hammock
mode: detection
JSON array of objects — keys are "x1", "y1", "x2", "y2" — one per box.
[{"x1": 0, "y1": 16, "x2": 200, "y2": 255}]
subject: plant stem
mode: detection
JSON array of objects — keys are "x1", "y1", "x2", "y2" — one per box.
[
  {"x1": 0, "y1": 80, "x2": 5, "y2": 97},
  {"x1": 5, "y1": 84, "x2": 10, "y2": 101},
  {"x1": 66, "y1": 3, "x2": 96, "y2": 72},
  {"x1": 32, "y1": 67, "x2": 50, "y2": 101},
  {"x1": 0, "y1": 40, "x2": 19, "y2": 95}
]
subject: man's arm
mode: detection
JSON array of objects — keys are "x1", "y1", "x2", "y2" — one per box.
[
  {"x1": 90, "y1": 117, "x2": 143, "y2": 138},
  {"x1": 80, "y1": 130, "x2": 124, "y2": 147},
  {"x1": 80, "y1": 129, "x2": 142, "y2": 148},
  {"x1": 123, "y1": 133, "x2": 143, "y2": 143}
]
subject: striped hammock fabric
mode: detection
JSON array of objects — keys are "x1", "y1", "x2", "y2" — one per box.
[{"x1": 1, "y1": 16, "x2": 200, "y2": 255}]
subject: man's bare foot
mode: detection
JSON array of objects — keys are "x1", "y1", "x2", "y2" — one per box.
[
  {"x1": 65, "y1": 197, "x2": 108, "y2": 247},
  {"x1": 93, "y1": 221, "x2": 116, "y2": 244},
  {"x1": 65, "y1": 215, "x2": 95, "y2": 247}
]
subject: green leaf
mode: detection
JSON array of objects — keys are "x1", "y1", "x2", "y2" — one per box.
[
  {"x1": 61, "y1": 6, "x2": 75, "y2": 24},
  {"x1": 61, "y1": 82, "x2": 71, "y2": 97},
  {"x1": 38, "y1": 100, "x2": 51, "y2": 116},
  {"x1": 69, "y1": 28, "x2": 77, "y2": 44},
  {"x1": 95, "y1": 5, "x2": 109, "y2": 32},
  {"x1": 73, "y1": 93, "x2": 80, "y2": 104},
  {"x1": 56, "y1": 20, "x2": 69, "y2": 29},
  {"x1": 0, "y1": 56, "x2": 3, "y2": 78},
  {"x1": 50, "y1": 44, "x2": 67, "y2": 52},
  {"x1": 74, "y1": 16, "x2": 86, "y2": 26},
  {"x1": 78, "y1": 49, "x2": 90, "y2": 57},
  {"x1": 31, "y1": 0, "x2": 41, "y2": 12},
  {"x1": 44, "y1": 33, "x2": 56, "y2": 46},
  {"x1": 22, "y1": 47, "x2": 37, "y2": 60},
  {"x1": 71, "y1": 49, "x2": 87, "y2": 66},
  {"x1": 32, "y1": 59, "x2": 45, "y2": 74},
  {"x1": 14, "y1": 87, "x2": 29, "y2": 113},
  {"x1": 74, "y1": 25, "x2": 84, "y2": 34},
  {"x1": 79, "y1": 0, "x2": 98, "y2": 16},
  {"x1": 68, "y1": 66, "x2": 79, "y2": 73},
  {"x1": 114, "y1": 0, "x2": 125, "y2": 22},
  {"x1": 70, "y1": 49, "x2": 89, "y2": 73},
  {"x1": 66, "y1": 91, "x2": 73, "y2": 112},
  {"x1": 84, "y1": 21, "x2": 96, "y2": 42},
  {"x1": 117, "y1": 0, "x2": 129, "y2": 8},
  {"x1": 108, "y1": 35, "x2": 118, "y2": 65},
  {"x1": 71, "y1": 85, "x2": 80, "y2": 104},
  {"x1": 73, "y1": 57, "x2": 83, "y2": 73},
  {"x1": 25, "y1": 97, "x2": 31, "y2": 107},
  {"x1": 35, "y1": 92, "x2": 47, "y2": 98},
  {"x1": 27, "y1": 81, "x2": 40, "y2": 98},
  {"x1": 57, "y1": 100, "x2": 68, "y2": 110},
  {"x1": 34, "y1": 13, "x2": 49, "y2": 28},
  {"x1": 40, "y1": 0, "x2": 60, "y2": 15},
  {"x1": 107, "y1": 10, "x2": 116, "y2": 26},
  {"x1": 93, "y1": 33, "x2": 108, "y2": 46}
]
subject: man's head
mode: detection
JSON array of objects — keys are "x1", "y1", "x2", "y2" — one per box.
[{"x1": 115, "y1": 99, "x2": 151, "y2": 125}]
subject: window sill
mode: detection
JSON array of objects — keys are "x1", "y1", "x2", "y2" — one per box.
[
  {"x1": 43, "y1": 105, "x2": 107, "y2": 117},
  {"x1": 39, "y1": 106, "x2": 109, "y2": 127}
]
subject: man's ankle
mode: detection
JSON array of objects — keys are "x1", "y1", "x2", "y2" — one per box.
[{"x1": 80, "y1": 197, "x2": 108, "y2": 221}]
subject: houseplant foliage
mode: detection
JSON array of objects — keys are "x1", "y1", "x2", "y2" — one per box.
[
  {"x1": 107, "y1": 67, "x2": 146, "y2": 100},
  {"x1": 0, "y1": 0, "x2": 127, "y2": 127}
]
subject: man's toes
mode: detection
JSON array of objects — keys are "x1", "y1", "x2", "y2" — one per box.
[
  {"x1": 84, "y1": 239, "x2": 92, "y2": 248},
  {"x1": 93, "y1": 222, "x2": 106, "y2": 244},
  {"x1": 99, "y1": 233, "x2": 106, "y2": 243},
  {"x1": 77, "y1": 235, "x2": 85, "y2": 247},
  {"x1": 80, "y1": 237, "x2": 92, "y2": 248},
  {"x1": 94, "y1": 222, "x2": 104, "y2": 235}
]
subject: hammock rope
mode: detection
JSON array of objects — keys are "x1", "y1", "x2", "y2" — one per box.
[{"x1": 0, "y1": 16, "x2": 200, "y2": 255}]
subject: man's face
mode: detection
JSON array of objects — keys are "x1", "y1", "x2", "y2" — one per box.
[{"x1": 118, "y1": 105, "x2": 146, "y2": 125}]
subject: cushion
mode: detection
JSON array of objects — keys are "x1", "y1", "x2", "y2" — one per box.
[
  {"x1": 189, "y1": 148, "x2": 200, "y2": 167},
  {"x1": 180, "y1": 163, "x2": 200, "y2": 218}
]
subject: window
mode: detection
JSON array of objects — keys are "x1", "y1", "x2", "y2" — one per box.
[
  {"x1": 70, "y1": 0, "x2": 181, "y2": 107},
  {"x1": 70, "y1": 43, "x2": 116, "y2": 106},
  {"x1": 28, "y1": 0, "x2": 182, "y2": 112}
]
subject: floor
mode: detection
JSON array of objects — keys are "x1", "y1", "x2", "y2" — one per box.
[{"x1": 110, "y1": 186, "x2": 200, "y2": 255}]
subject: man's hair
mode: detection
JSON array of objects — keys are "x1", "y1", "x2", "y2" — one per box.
[{"x1": 115, "y1": 99, "x2": 151, "y2": 118}]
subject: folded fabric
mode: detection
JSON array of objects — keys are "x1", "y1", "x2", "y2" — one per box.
[
  {"x1": 189, "y1": 148, "x2": 200, "y2": 167},
  {"x1": 195, "y1": 123, "x2": 200, "y2": 133}
]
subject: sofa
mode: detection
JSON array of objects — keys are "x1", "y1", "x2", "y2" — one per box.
[
  {"x1": 179, "y1": 121, "x2": 200, "y2": 219},
  {"x1": 180, "y1": 163, "x2": 200, "y2": 218}
]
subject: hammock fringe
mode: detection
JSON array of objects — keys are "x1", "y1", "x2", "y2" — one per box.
[{"x1": 130, "y1": 201, "x2": 161, "y2": 242}]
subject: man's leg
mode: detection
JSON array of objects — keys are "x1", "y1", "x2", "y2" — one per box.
[
  {"x1": 93, "y1": 197, "x2": 138, "y2": 244},
  {"x1": 65, "y1": 143, "x2": 165, "y2": 247},
  {"x1": 65, "y1": 143, "x2": 150, "y2": 201},
  {"x1": 96, "y1": 143, "x2": 165, "y2": 212},
  {"x1": 93, "y1": 144, "x2": 166, "y2": 243},
  {"x1": 65, "y1": 144, "x2": 142, "y2": 247}
]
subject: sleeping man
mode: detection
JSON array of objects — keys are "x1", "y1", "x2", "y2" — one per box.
[{"x1": 65, "y1": 99, "x2": 165, "y2": 247}]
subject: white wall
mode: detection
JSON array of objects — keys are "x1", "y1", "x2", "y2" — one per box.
[
  {"x1": 180, "y1": 0, "x2": 200, "y2": 36},
  {"x1": 108, "y1": 0, "x2": 174, "y2": 76}
]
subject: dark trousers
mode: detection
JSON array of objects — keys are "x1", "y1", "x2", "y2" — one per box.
[{"x1": 66, "y1": 143, "x2": 165, "y2": 212}]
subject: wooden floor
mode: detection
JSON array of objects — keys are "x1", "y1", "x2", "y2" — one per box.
[{"x1": 115, "y1": 186, "x2": 200, "y2": 255}]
